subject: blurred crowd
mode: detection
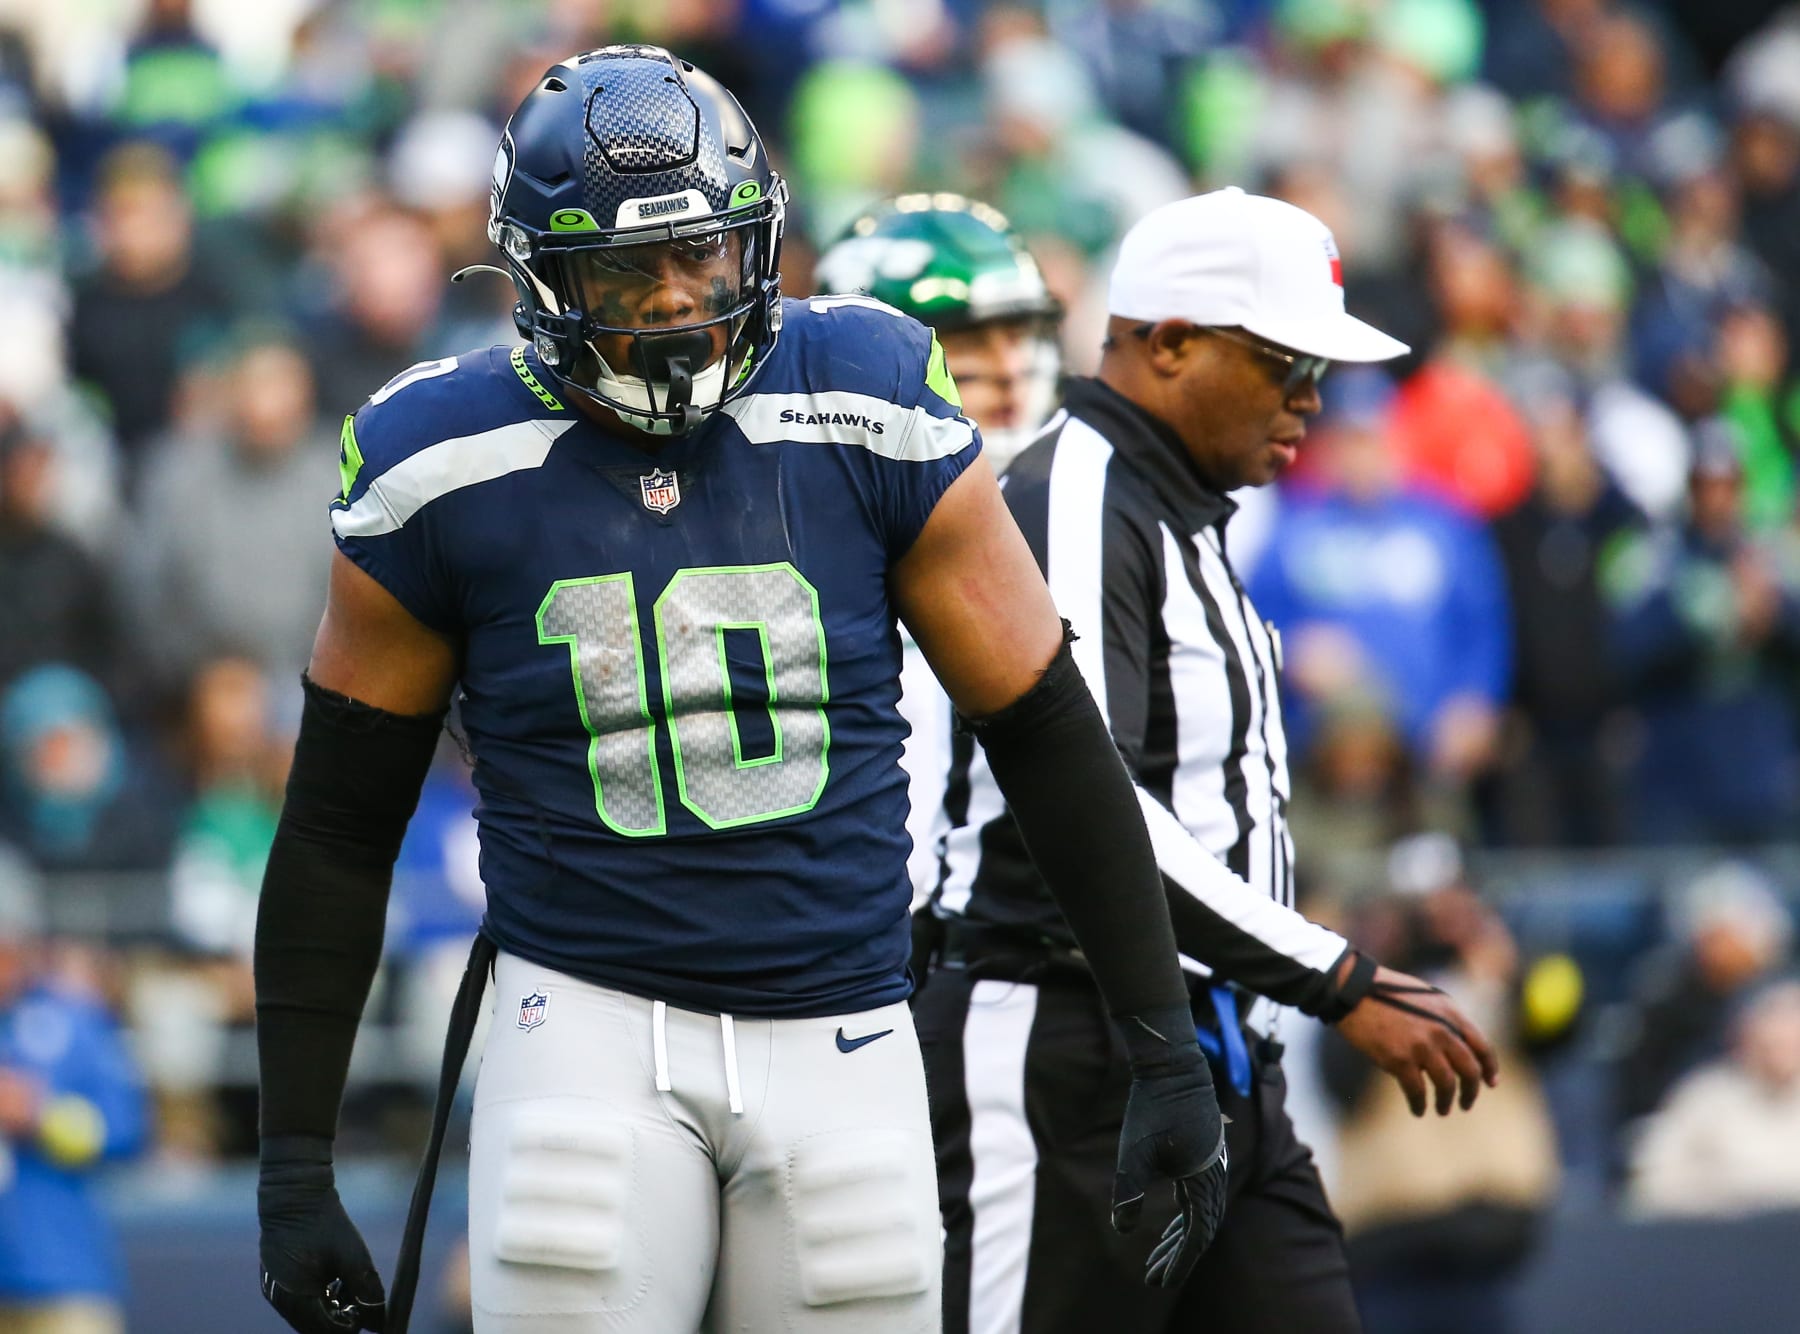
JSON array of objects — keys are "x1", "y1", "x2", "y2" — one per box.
[{"x1": 3, "y1": 0, "x2": 1800, "y2": 1321}]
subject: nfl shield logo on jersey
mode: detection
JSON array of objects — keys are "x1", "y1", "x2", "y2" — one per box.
[
  {"x1": 640, "y1": 468, "x2": 682, "y2": 514},
  {"x1": 517, "y1": 991, "x2": 548, "y2": 1032}
]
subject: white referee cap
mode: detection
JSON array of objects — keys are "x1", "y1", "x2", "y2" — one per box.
[{"x1": 1107, "y1": 187, "x2": 1409, "y2": 363}]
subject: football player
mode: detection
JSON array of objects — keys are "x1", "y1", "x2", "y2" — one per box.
[
  {"x1": 815, "y1": 195, "x2": 1061, "y2": 902},
  {"x1": 815, "y1": 195, "x2": 1060, "y2": 474},
  {"x1": 253, "y1": 46, "x2": 1227, "y2": 1334}
]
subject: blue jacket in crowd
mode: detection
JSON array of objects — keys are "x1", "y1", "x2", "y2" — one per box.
[
  {"x1": 1250, "y1": 486, "x2": 1513, "y2": 754},
  {"x1": 0, "y1": 981, "x2": 148, "y2": 1302}
]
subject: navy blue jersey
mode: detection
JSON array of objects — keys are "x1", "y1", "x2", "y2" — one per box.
[{"x1": 331, "y1": 297, "x2": 978, "y2": 1016}]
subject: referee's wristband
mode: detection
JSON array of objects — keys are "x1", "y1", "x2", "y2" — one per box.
[{"x1": 1318, "y1": 950, "x2": 1379, "y2": 1025}]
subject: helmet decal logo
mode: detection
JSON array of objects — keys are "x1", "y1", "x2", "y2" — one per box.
[
  {"x1": 640, "y1": 468, "x2": 682, "y2": 515},
  {"x1": 490, "y1": 131, "x2": 515, "y2": 225},
  {"x1": 614, "y1": 190, "x2": 713, "y2": 228},
  {"x1": 815, "y1": 237, "x2": 932, "y2": 296},
  {"x1": 730, "y1": 181, "x2": 763, "y2": 207},
  {"x1": 816, "y1": 194, "x2": 1058, "y2": 333},
  {"x1": 549, "y1": 208, "x2": 601, "y2": 232}
]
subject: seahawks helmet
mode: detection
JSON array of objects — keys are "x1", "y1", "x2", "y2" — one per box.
[
  {"x1": 817, "y1": 195, "x2": 1059, "y2": 465},
  {"x1": 487, "y1": 45, "x2": 786, "y2": 434}
]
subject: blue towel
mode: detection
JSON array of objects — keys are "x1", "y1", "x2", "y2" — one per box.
[{"x1": 1194, "y1": 984, "x2": 1253, "y2": 1098}]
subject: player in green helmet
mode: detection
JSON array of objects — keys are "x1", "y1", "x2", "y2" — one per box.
[
  {"x1": 816, "y1": 193, "x2": 1062, "y2": 472},
  {"x1": 817, "y1": 195, "x2": 1065, "y2": 905}
]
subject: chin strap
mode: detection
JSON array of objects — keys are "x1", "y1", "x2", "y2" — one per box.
[
  {"x1": 636, "y1": 329, "x2": 713, "y2": 433},
  {"x1": 661, "y1": 352, "x2": 702, "y2": 434}
]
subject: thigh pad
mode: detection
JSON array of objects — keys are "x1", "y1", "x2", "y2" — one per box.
[
  {"x1": 492, "y1": 1109, "x2": 633, "y2": 1272},
  {"x1": 789, "y1": 1129, "x2": 937, "y2": 1307}
]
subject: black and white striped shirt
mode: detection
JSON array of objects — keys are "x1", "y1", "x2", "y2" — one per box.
[{"x1": 922, "y1": 377, "x2": 1355, "y2": 1016}]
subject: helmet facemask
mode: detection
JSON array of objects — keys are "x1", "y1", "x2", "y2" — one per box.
[
  {"x1": 498, "y1": 186, "x2": 785, "y2": 435},
  {"x1": 976, "y1": 319, "x2": 1062, "y2": 471}
]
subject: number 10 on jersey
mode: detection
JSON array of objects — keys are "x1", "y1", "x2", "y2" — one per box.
[{"x1": 537, "y1": 563, "x2": 831, "y2": 836}]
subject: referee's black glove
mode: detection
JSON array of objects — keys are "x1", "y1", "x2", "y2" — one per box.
[
  {"x1": 1112, "y1": 1005, "x2": 1230, "y2": 1288},
  {"x1": 259, "y1": 1136, "x2": 388, "y2": 1333}
]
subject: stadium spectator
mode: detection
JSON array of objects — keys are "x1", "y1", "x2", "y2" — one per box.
[
  {"x1": 1615, "y1": 860, "x2": 1796, "y2": 1131},
  {"x1": 1726, "y1": 16, "x2": 1800, "y2": 347},
  {"x1": 972, "y1": 17, "x2": 1189, "y2": 257},
  {"x1": 148, "y1": 656, "x2": 288, "y2": 1160},
  {"x1": 1565, "y1": 11, "x2": 1690, "y2": 185},
  {"x1": 167, "y1": 657, "x2": 286, "y2": 963},
  {"x1": 0, "y1": 869, "x2": 148, "y2": 1334},
  {"x1": 1251, "y1": 368, "x2": 1512, "y2": 814},
  {"x1": 65, "y1": 143, "x2": 231, "y2": 474},
  {"x1": 1606, "y1": 421, "x2": 1800, "y2": 843},
  {"x1": 1482, "y1": 0, "x2": 1608, "y2": 104},
  {"x1": 1048, "y1": 0, "x2": 1214, "y2": 150},
  {"x1": 113, "y1": 0, "x2": 232, "y2": 149},
  {"x1": 1627, "y1": 121, "x2": 1773, "y2": 425},
  {"x1": 1713, "y1": 302, "x2": 1799, "y2": 533},
  {"x1": 1513, "y1": 220, "x2": 1693, "y2": 522},
  {"x1": 1285, "y1": 683, "x2": 1423, "y2": 890},
  {"x1": 298, "y1": 200, "x2": 447, "y2": 419},
  {"x1": 1628, "y1": 977, "x2": 1800, "y2": 1218},
  {"x1": 0, "y1": 118, "x2": 63, "y2": 353},
  {"x1": 0, "y1": 665, "x2": 174, "y2": 874},
  {"x1": 1388, "y1": 356, "x2": 1538, "y2": 520},
  {"x1": 126, "y1": 331, "x2": 334, "y2": 691},
  {"x1": 0, "y1": 417, "x2": 118, "y2": 698},
  {"x1": 1490, "y1": 390, "x2": 1641, "y2": 845},
  {"x1": 1322, "y1": 835, "x2": 1565, "y2": 1334},
  {"x1": 387, "y1": 744, "x2": 485, "y2": 1087},
  {"x1": 386, "y1": 109, "x2": 511, "y2": 351},
  {"x1": 1433, "y1": 85, "x2": 1546, "y2": 259},
  {"x1": 1245, "y1": 0, "x2": 1482, "y2": 272}
]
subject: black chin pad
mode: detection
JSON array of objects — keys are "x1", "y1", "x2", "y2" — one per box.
[{"x1": 634, "y1": 331, "x2": 713, "y2": 388}]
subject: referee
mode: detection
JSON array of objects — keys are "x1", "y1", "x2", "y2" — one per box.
[{"x1": 914, "y1": 188, "x2": 1500, "y2": 1334}]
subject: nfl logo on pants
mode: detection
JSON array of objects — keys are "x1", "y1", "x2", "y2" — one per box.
[
  {"x1": 516, "y1": 991, "x2": 548, "y2": 1031},
  {"x1": 640, "y1": 468, "x2": 681, "y2": 514}
]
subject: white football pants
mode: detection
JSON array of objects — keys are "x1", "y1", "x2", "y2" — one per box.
[{"x1": 469, "y1": 951, "x2": 942, "y2": 1333}]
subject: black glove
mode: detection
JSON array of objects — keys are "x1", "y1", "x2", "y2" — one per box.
[
  {"x1": 1111, "y1": 1005, "x2": 1230, "y2": 1288},
  {"x1": 259, "y1": 1136, "x2": 388, "y2": 1333}
]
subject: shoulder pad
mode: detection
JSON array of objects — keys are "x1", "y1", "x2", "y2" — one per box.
[
  {"x1": 334, "y1": 346, "x2": 574, "y2": 536},
  {"x1": 722, "y1": 299, "x2": 973, "y2": 461},
  {"x1": 778, "y1": 295, "x2": 939, "y2": 404}
]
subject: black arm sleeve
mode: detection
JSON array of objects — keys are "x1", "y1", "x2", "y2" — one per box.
[
  {"x1": 254, "y1": 676, "x2": 445, "y2": 1143},
  {"x1": 966, "y1": 632, "x2": 1189, "y2": 1019}
]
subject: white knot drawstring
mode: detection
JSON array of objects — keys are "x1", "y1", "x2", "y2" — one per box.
[
  {"x1": 652, "y1": 1000, "x2": 672, "y2": 1093},
  {"x1": 720, "y1": 1013, "x2": 744, "y2": 1116},
  {"x1": 650, "y1": 999, "x2": 745, "y2": 1115}
]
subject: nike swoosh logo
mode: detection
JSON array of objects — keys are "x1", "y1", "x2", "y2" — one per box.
[{"x1": 835, "y1": 1026, "x2": 894, "y2": 1053}]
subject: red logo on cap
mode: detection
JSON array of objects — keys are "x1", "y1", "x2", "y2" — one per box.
[{"x1": 1323, "y1": 236, "x2": 1343, "y2": 288}]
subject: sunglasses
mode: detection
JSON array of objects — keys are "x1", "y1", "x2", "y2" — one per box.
[{"x1": 1127, "y1": 322, "x2": 1331, "y2": 396}]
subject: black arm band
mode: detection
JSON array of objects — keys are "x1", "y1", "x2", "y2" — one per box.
[
  {"x1": 966, "y1": 632, "x2": 1190, "y2": 1019},
  {"x1": 254, "y1": 675, "x2": 445, "y2": 1146},
  {"x1": 1316, "y1": 948, "x2": 1378, "y2": 1025}
]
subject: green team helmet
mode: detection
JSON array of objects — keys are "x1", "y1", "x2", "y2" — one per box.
[
  {"x1": 815, "y1": 192, "x2": 1058, "y2": 331},
  {"x1": 817, "y1": 194, "x2": 1060, "y2": 468}
]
